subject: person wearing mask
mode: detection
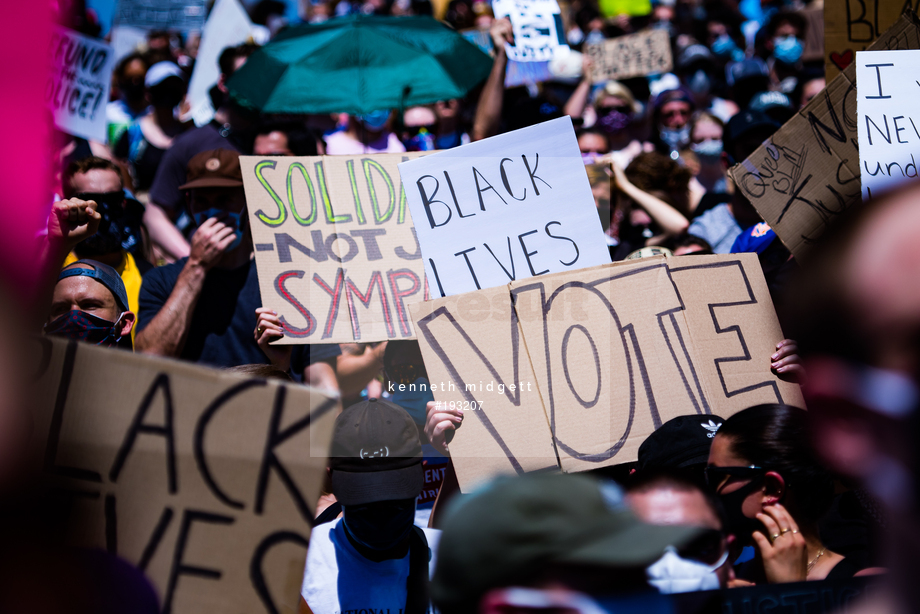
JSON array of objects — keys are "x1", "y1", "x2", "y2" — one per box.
[
  {"x1": 136, "y1": 149, "x2": 340, "y2": 389},
  {"x1": 301, "y1": 398, "x2": 438, "y2": 614},
  {"x1": 106, "y1": 53, "x2": 149, "y2": 145},
  {"x1": 707, "y1": 403, "x2": 877, "y2": 582},
  {"x1": 115, "y1": 61, "x2": 191, "y2": 194},
  {"x1": 687, "y1": 111, "x2": 728, "y2": 196},
  {"x1": 650, "y1": 88, "x2": 695, "y2": 158},
  {"x1": 759, "y1": 11, "x2": 807, "y2": 96},
  {"x1": 431, "y1": 472, "x2": 706, "y2": 613},
  {"x1": 60, "y1": 157, "x2": 149, "y2": 340},
  {"x1": 626, "y1": 469, "x2": 735, "y2": 591},
  {"x1": 325, "y1": 110, "x2": 406, "y2": 155},
  {"x1": 45, "y1": 260, "x2": 135, "y2": 349},
  {"x1": 675, "y1": 44, "x2": 738, "y2": 123},
  {"x1": 146, "y1": 42, "x2": 261, "y2": 262}
]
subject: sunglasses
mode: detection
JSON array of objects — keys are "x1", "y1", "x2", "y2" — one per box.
[
  {"x1": 704, "y1": 465, "x2": 766, "y2": 490},
  {"x1": 597, "y1": 106, "x2": 632, "y2": 116},
  {"x1": 74, "y1": 191, "x2": 125, "y2": 210},
  {"x1": 386, "y1": 363, "x2": 428, "y2": 386},
  {"x1": 677, "y1": 528, "x2": 729, "y2": 567}
]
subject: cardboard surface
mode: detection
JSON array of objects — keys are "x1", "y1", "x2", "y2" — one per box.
[
  {"x1": 583, "y1": 29, "x2": 672, "y2": 82},
  {"x1": 824, "y1": 0, "x2": 910, "y2": 80},
  {"x1": 187, "y1": 0, "x2": 256, "y2": 127},
  {"x1": 492, "y1": 0, "x2": 569, "y2": 62},
  {"x1": 47, "y1": 27, "x2": 114, "y2": 143},
  {"x1": 398, "y1": 117, "x2": 611, "y2": 297},
  {"x1": 115, "y1": 0, "x2": 208, "y2": 32},
  {"x1": 856, "y1": 49, "x2": 920, "y2": 199},
  {"x1": 728, "y1": 13, "x2": 920, "y2": 261},
  {"x1": 241, "y1": 153, "x2": 431, "y2": 344},
  {"x1": 30, "y1": 337, "x2": 337, "y2": 614},
  {"x1": 412, "y1": 254, "x2": 804, "y2": 491}
]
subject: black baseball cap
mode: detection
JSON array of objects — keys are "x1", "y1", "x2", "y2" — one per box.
[
  {"x1": 432, "y1": 473, "x2": 704, "y2": 611},
  {"x1": 58, "y1": 260, "x2": 129, "y2": 312},
  {"x1": 637, "y1": 414, "x2": 726, "y2": 470},
  {"x1": 329, "y1": 398, "x2": 423, "y2": 506},
  {"x1": 724, "y1": 110, "x2": 780, "y2": 162}
]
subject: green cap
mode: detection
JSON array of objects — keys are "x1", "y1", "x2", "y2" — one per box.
[{"x1": 431, "y1": 473, "x2": 704, "y2": 610}]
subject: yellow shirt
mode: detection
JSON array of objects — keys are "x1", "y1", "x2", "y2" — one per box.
[{"x1": 64, "y1": 251, "x2": 143, "y2": 343}]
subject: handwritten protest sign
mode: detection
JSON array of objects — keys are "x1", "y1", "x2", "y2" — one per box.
[
  {"x1": 727, "y1": 12, "x2": 920, "y2": 261},
  {"x1": 187, "y1": 0, "x2": 257, "y2": 127},
  {"x1": 856, "y1": 50, "x2": 920, "y2": 199},
  {"x1": 116, "y1": 0, "x2": 208, "y2": 32},
  {"x1": 583, "y1": 29, "x2": 672, "y2": 82},
  {"x1": 412, "y1": 254, "x2": 804, "y2": 490},
  {"x1": 241, "y1": 153, "x2": 430, "y2": 344},
  {"x1": 47, "y1": 27, "x2": 114, "y2": 143},
  {"x1": 492, "y1": 0, "x2": 569, "y2": 62},
  {"x1": 31, "y1": 336, "x2": 337, "y2": 614},
  {"x1": 824, "y1": 0, "x2": 910, "y2": 80},
  {"x1": 398, "y1": 117, "x2": 610, "y2": 297}
]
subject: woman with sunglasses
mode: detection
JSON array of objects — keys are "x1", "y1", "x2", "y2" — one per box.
[{"x1": 707, "y1": 404, "x2": 874, "y2": 583}]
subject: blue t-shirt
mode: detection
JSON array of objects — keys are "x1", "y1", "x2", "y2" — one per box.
[{"x1": 137, "y1": 258, "x2": 340, "y2": 373}]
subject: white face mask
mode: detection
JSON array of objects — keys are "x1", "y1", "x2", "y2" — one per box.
[{"x1": 646, "y1": 546, "x2": 726, "y2": 594}]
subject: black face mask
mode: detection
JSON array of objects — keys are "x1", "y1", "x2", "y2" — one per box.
[
  {"x1": 342, "y1": 498, "x2": 416, "y2": 553},
  {"x1": 149, "y1": 80, "x2": 186, "y2": 109},
  {"x1": 73, "y1": 192, "x2": 144, "y2": 257},
  {"x1": 120, "y1": 78, "x2": 145, "y2": 103},
  {"x1": 718, "y1": 478, "x2": 765, "y2": 545}
]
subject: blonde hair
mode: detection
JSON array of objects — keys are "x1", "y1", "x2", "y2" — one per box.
[{"x1": 592, "y1": 80, "x2": 639, "y2": 115}]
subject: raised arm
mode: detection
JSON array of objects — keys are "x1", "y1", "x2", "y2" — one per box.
[
  {"x1": 563, "y1": 55, "x2": 594, "y2": 120},
  {"x1": 135, "y1": 218, "x2": 235, "y2": 356},
  {"x1": 472, "y1": 18, "x2": 513, "y2": 142},
  {"x1": 144, "y1": 201, "x2": 191, "y2": 261},
  {"x1": 611, "y1": 161, "x2": 689, "y2": 236}
]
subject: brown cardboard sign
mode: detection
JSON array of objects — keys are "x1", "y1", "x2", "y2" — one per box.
[
  {"x1": 583, "y1": 29, "x2": 672, "y2": 82},
  {"x1": 31, "y1": 337, "x2": 338, "y2": 614},
  {"x1": 240, "y1": 153, "x2": 431, "y2": 344},
  {"x1": 824, "y1": 0, "x2": 913, "y2": 80},
  {"x1": 728, "y1": 13, "x2": 920, "y2": 261},
  {"x1": 412, "y1": 254, "x2": 803, "y2": 491}
]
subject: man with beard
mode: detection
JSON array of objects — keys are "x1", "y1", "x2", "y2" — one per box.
[{"x1": 62, "y1": 157, "x2": 148, "y2": 342}]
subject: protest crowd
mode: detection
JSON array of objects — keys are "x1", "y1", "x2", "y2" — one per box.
[{"x1": 5, "y1": 0, "x2": 920, "y2": 611}]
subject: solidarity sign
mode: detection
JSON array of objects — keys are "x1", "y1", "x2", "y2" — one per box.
[{"x1": 31, "y1": 337, "x2": 337, "y2": 613}]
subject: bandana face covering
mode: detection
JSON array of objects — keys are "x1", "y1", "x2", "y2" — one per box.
[{"x1": 44, "y1": 310, "x2": 126, "y2": 347}]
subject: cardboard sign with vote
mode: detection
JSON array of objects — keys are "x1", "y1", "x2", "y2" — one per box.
[
  {"x1": 857, "y1": 50, "x2": 920, "y2": 199},
  {"x1": 398, "y1": 117, "x2": 610, "y2": 297},
  {"x1": 30, "y1": 337, "x2": 338, "y2": 614},
  {"x1": 412, "y1": 254, "x2": 804, "y2": 491},
  {"x1": 728, "y1": 12, "x2": 920, "y2": 261},
  {"x1": 241, "y1": 153, "x2": 430, "y2": 344},
  {"x1": 47, "y1": 27, "x2": 114, "y2": 143},
  {"x1": 492, "y1": 0, "x2": 569, "y2": 62},
  {"x1": 824, "y1": 0, "x2": 913, "y2": 80},
  {"x1": 583, "y1": 29, "x2": 672, "y2": 82},
  {"x1": 116, "y1": 0, "x2": 208, "y2": 32}
]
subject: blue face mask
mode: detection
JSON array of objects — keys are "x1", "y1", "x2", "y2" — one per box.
[
  {"x1": 192, "y1": 208, "x2": 243, "y2": 251},
  {"x1": 773, "y1": 36, "x2": 803, "y2": 64},
  {"x1": 356, "y1": 109, "x2": 391, "y2": 131},
  {"x1": 710, "y1": 34, "x2": 738, "y2": 58},
  {"x1": 691, "y1": 138, "x2": 723, "y2": 160},
  {"x1": 390, "y1": 377, "x2": 433, "y2": 425},
  {"x1": 688, "y1": 70, "x2": 711, "y2": 96}
]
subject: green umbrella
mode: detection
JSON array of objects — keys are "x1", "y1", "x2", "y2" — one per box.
[{"x1": 226, "y1": 15, "x2": 494, "y2": 115}]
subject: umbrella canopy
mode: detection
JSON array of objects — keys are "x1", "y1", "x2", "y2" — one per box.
[{"x1": 226, "y1": 15, "x2": 494, "y2": 115}]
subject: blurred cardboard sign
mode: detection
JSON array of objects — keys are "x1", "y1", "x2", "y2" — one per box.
[
  {"x1": 241, "y1": 153, "x2": 431, "y2": 344},
  {"x1": 824, "y1": 0, "x2": 910, "y2": 80},
  {"x1": 47, "y1": 27, "x2": 114, "y2": 143},
  {"x1": 31, "y1": 337, "x2": 338, "y2": 614},
  {"x1": 728, "y1": 12, "x2": 920, "y2": 261},
  {"x1": 856, "y1": 49, "x2": 920, "y2": 199},
  {"x1": 492, "y1": 0, "x2": 569, "y2": 62},
  {"x1": 584, "y1": 29, "x2": 672, "y2": 82},
  {"x1": 398, "y1": 117, "x2": 610, "y2": 297},
  {"x1": 460, "y1": 27, "x2": 557, "y2": 88},
  {"x1": 412, "y1": 254, "x2": 804, "y2": 491},
  {"x1": 116, "y1": 0, "x2": 208, "y2": 32}
]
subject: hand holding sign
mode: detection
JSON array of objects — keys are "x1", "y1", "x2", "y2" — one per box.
[
  {"x1": 254, "y1": 307, "x2": 292, "y2": 372},
  {"x1": 425, "y1": 400, "x2": 463, "y2": 456}
]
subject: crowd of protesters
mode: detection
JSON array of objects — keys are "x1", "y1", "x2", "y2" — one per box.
[{"x1": 21, "y1": 0, "x2": 920, "y2": 611}]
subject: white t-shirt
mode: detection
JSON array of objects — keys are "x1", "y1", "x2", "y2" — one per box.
[{"x1": 302, "y1": 518, "x2": 441, "y2": 614}]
